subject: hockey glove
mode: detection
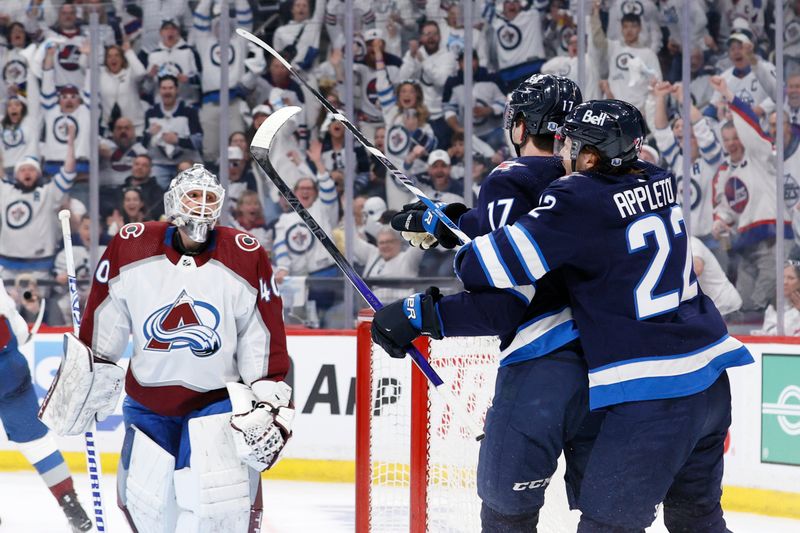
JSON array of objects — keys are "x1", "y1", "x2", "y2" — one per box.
[
  {"x1": 38, "y1": 334, "x2": 125, "y2": 436},
  {"x1": 391, "y1": 201, "x2": 469, "y2": 250},
  {"x1": 371, "y1": 287, "x2": 444, "y2": 358},
  {"x1": 227, "y1": 380, "x2": 295, "y2": 472}
]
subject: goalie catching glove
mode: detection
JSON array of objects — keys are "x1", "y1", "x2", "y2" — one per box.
[
  {"x1": 38, "y1": 333, "x2": 125, "y2": 436},
  {"x1": 371, "y1": 287, "x2": 445, "y2": 358},
  {"x1": 391, "y1": 201, "x2": 468, "y2": 250},
  {"x1": 227, "y1": 380, "x2": 295, "y2": 472}
]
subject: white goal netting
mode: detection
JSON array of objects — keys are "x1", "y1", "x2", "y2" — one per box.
[{"x1": 358, "y1": 323, "x2": 577, "y2": 533}]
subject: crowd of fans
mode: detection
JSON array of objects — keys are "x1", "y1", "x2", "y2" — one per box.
[{"x1": 1, "y1": 0, "x2": 799, "y2": 331}]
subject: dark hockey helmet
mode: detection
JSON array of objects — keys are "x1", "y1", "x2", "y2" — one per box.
[
  {"x1": 503, "y1": 74, "x2": 583, "y2": 136},
  {"x1": 559, "y1": 99, "x2": 645, "y2": 172}
]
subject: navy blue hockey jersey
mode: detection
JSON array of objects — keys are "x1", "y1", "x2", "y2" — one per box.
[
  {"x1": 437, "y1": 156, "x2": 579, "y2": 365},
  {"x1": 455, "y1": 161, "x2": 754, "y2": 408}
]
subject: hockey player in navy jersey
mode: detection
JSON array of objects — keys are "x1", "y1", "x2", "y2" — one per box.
[
  {"x1": 0, "y1": 281, "x2": 92, "y2": 532},
  {"x1": 40, "y1": 164, "x2": 292, "y2": 533},
  {"x1": 372, "y1": 75, "x2": 603, "y2": 531},
  {"x1": 449, "y1": 100, "x2": 753, "y2": 531}
]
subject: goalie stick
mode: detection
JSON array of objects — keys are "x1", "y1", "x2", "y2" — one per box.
[
  {"x1": 56, "y1": 210, "x2": 109, "y2": 531},
  {"x1": 251, "y1": 106, "x2": 484, "y2": 441},
  {"x1": 235, "y1": 27, "x2": 471, "y2": 246}
]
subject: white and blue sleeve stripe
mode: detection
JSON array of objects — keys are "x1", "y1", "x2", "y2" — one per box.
[
  {"x1": 473, "y1": 234, "x2": 513, "y2": 288},
  {"x1": 506, "y1": 224, "x2": 549, "y2": 280}
]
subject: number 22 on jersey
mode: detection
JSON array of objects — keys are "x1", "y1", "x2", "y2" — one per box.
[{"x1": 627, "y1": 206, "x2": 698, "y2": 320}]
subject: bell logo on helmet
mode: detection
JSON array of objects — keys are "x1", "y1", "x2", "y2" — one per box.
[{"x1": 581, "y1": 109, "x2": 610, "y2": 126}]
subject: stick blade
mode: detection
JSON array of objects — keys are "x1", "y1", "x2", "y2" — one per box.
[{"x1": 250, "y1": 105, "x2": 303, "y2": 155}]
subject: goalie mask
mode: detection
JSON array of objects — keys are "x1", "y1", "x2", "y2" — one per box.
[{"x1": 164, "y1": 164, "x2": 225, "y2": 243}]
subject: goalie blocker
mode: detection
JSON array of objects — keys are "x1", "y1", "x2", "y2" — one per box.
[{"x1": 38, "y1": 333, "x2": 125, "y2": 436}]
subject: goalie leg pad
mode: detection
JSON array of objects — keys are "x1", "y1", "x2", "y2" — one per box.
[
  {"x1": 38, "y1": 333, "x2": 125, "y2": 436},
  {"x1": 174, "y1": 413, "x2": 251, "y2": 533},
  {"x1": 119, "y1": 425, "x2": 178, "y2": 533}
]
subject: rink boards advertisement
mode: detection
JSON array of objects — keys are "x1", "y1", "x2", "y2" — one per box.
[{"x1": 1, "y1": 330, "x2": 799, "y2": 515}]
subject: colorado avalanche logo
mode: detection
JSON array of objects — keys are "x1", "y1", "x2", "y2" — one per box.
[
  {"x1": 143, "y1": 291, "x2": 222, "y2": 357},
  {"x1": 724, "y1": 176, "x2": 749, "y2": 214},
  {"x1": 119, "y1": 222, "x2": 145, "y2": 239},
  {"x1": 235, "y1": 232, "x2": 261, "y2": 251}
]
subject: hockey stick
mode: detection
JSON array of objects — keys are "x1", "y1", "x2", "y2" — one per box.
[
  {"x1": 235, "y1": 27, "x2": 471, "y2": 246},
  {"x1": 251, "y1": 107, "x2": 484, "y2": 440},
  {"x1": 58, "y1": 210, "x2": 108, "y2": 532}
]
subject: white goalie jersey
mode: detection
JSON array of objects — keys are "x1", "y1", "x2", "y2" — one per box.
[{"x1": 79, "y1": 221, "x2": 290, "y2": 417}]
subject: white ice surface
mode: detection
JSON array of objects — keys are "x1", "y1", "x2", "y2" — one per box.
[{"x1": 0, "y1": 472, "x2": 796, "y2": 532}]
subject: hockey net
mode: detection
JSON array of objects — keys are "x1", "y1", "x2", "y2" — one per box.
[{"x1": 356, "y1": 311, "x2": 576, "y2": 533}]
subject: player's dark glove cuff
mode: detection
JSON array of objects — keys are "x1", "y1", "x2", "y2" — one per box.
[
  {"x1": 371, "y1": 287, "x2": 444, "y2": 358},
  {"x1": 434, "y1": 203, "x2": 468, "y2": 249}
]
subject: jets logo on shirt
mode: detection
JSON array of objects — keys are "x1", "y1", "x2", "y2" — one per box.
[
  {"x1": 2, "y1": 59, "x2": 27, "y2": 86},
  {"x1": 2, "y1": 126, "x2": 24, "y2": 149},
  {"x1": 6, "y1": 200, "x2": 33, "y2": 229},
  {"x1": 785, "y1": 174, "x2": 800, "y2": 210},
  {"x1": 285, "y1": 222, "x2": 314, "y2": 254},
  {"x1": 559, "y1": 26, "x2": 575, "y2": 53},
  {"x1": 497, "y1": 23, "x2": 522, "y2": 50},
  {"x1": 387, "y1": 125, "x2": 410, "y2": 155},
  {"x1": 143, "y1": 290, "x2": 222, "y2": 357},
  {"x1": 492, "y1": 161, "x2": 524, "y2": 173},
  {"x1": 724, "y1": 176, "x2": 749, "y2": 213},
  {"x1": 785, "y1": 19, "x2": 800, "y2": 44},
  {"x1": 210, "y1": 43, "x2": 236, "y2": 67},
  {"x1": 57, "y1": 44, "x2": 82, "y2": 72},
  {"x1": 675, "y1": 176, "x2": 701, "y2": 210},
  {"x1": 366, "y1": 76, "x2": 379, "y2": 107},
  {"x1": 53, "y1": 116, "x2": 79, "y2": 144}
]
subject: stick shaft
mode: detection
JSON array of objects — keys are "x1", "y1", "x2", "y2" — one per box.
[
  {"x1": 236, "y1": 28, "x2": 471, "y2": 245},
  {"x1": 58, "y1": 210, "x2": 109, "y2": 532},
  {"x1": 250, "y1": 130, "x2": 484, "y2": 439}
]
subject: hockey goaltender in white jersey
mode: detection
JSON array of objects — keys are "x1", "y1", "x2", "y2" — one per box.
[{"x1": 40, "y1": 164, "x2": 293, "y2": 533}]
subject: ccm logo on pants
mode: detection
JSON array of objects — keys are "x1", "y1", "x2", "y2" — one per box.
[{"x1": 512, "y1": 477, "x2": 551, "y2": 491}]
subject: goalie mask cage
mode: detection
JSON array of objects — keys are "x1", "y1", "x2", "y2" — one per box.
[{"x1": 355, "y1": 311, "x2": 576, "y2": 533}]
